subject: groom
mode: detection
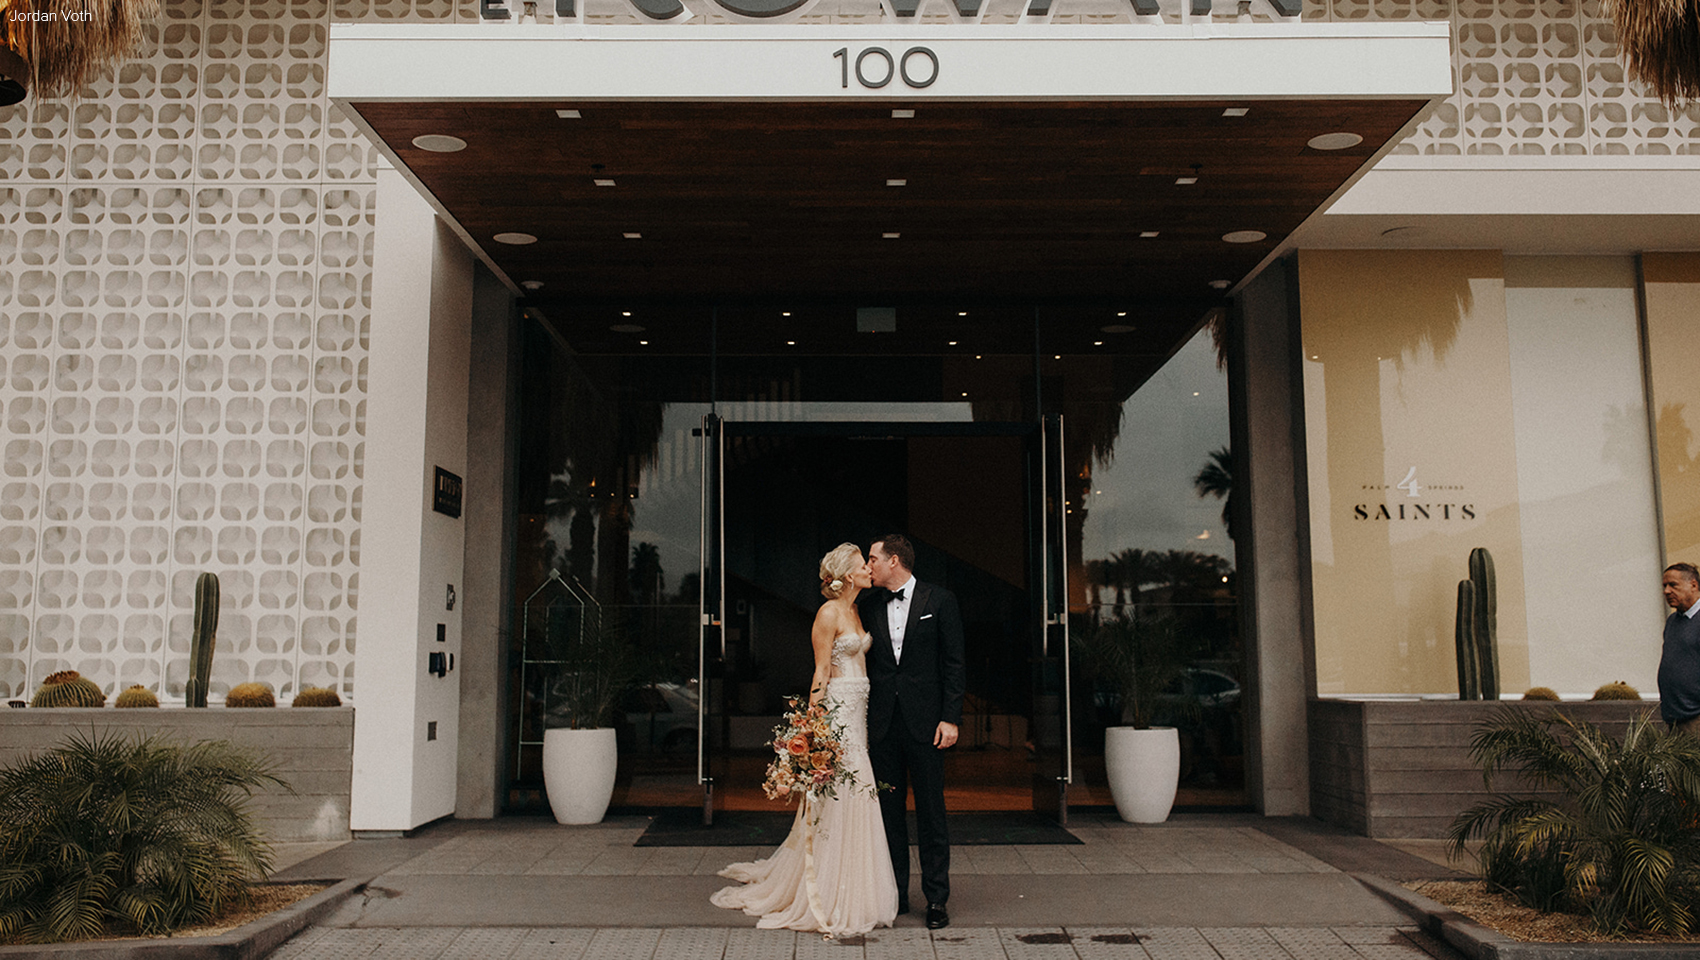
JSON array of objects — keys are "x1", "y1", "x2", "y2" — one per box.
[{"x1": 862, "y1": 534, "x2": 966, "y2": 930}]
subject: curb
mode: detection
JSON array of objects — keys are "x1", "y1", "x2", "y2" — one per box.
[
  {"x1": 1352, "y1": 873, "x2": 1694, "y2": 959},
  {"x1": 0, "y1": 878, "x2": 367, "y2": 960}
]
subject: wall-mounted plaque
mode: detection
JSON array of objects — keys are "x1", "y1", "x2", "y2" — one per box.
[{"x1": 434, "y1": 467, "x2": 463, "y2": 518}]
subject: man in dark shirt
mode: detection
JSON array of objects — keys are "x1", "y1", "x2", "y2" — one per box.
[{"x1": 1658, "y1": 562, "x2": 1700, "y2": 733}]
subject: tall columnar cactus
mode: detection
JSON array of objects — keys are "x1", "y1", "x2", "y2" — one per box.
[
  {"x1": 1469, "y1": 547, "x2": 1499, "y2": 700},
  {"x1": 1454, "y1": 580, "x2": 1480, "y2": 701},
  {"x1": 1454, "y1": 547, "x2": 1500, "y2": 701},
  {"x1": 185, "y1": 572, "x2": 219, "y2": 708}
]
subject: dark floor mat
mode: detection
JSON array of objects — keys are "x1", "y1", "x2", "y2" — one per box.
[{"x1": 634, "y1": 808, "x2": 1082, "y2": 846}]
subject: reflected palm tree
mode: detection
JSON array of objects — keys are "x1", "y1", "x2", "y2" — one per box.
[
  {"x1": 1193, "y1": 447, "x2": 1235, "y2": 541},
  {"x1": 631, "y1": 542, "x2": 665, "y2": 605}
]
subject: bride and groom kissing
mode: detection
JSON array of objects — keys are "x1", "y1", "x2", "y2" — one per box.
[{"x1": 711, "y1": 534, "x2": 968, "y2": 937}]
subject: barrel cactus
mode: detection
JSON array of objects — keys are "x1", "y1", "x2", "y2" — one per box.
[
  {"x1": 1592, "y1": 681, "x2": 1641, "y2": 701},
  {"x1": 30, "y1": 670, "x2": 106, "y2": 708},
  {"x1": 114, "y1": 684, "x2": 160, "y2": 708},
  {"x1": 224, "y1": 681, "x2": 275, "y2": 708},
  {"x1": 290, "y1": 686, "x2": 342, "y2": 708},
  {"x1": 1522, "y1": 686, "x2": 1560, "y2": 701}
]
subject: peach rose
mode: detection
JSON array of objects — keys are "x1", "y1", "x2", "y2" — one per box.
[{"x1": 787, "y1": 734, "x2": 810, "y2": 756}]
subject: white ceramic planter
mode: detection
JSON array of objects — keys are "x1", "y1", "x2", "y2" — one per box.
[
  {"x1": 542, "y1": 727, "x2": 618, "y2": 825},
  {"x1": 1104, "y1": 725, "x2": 1180, "y2": 823}
]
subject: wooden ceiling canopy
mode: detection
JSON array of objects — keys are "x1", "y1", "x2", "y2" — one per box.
[{"x1": 352, "y1": 98, "x2": 1425, "y2": 308}]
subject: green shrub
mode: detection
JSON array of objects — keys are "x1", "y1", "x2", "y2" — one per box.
[
  {"x1": 0, "y1": 731, "x2": 285, "y2": 943},
  {"x1": 1448, "y1": 708, "x2": 1700, "y2": 935}
]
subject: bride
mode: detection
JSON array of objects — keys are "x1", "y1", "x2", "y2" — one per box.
[{"x1": 710, "y1": 543, "x2": 899, "y2": 937}]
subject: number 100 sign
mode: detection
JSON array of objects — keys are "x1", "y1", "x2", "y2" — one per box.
[{"x1": 834, "y1": 46, "x2": 939, "y2": 89}]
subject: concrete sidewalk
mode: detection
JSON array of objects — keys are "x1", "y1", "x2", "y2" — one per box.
[{"x1": 259, "y1": 811, "x2": 1472, "y2": 959}]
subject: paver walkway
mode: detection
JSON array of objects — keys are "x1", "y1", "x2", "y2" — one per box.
[{"x1": 265, "y1": 812, "x2": 1469, "y2": 960}]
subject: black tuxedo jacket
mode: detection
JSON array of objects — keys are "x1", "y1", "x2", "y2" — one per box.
[{"x1": 861, "y1": 580, "x2": 967, "y2": 744}]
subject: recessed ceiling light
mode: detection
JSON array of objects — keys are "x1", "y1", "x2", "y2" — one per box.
[
  {"x1": 623, "y1": 232, "x2": 641, "y2": 239},
  {"x1": 1222, "y1": 107, "x2": 1249, "y2": 117},
  {"x1": 892, "y1": 109, "x2": 915, "y2": 118},
  {"x1": 1193, "y1": 391, "x2": 1201, "y2": 396},
  {"x1": 493, "y1": 232, "x2": 536, "y2": 245},
  {"x1": 1308, "y1": 132, "x2": 1364, "y2": 150},
  {"x1": 520, "y1": 280, "x2": 544, "y2": 291},
  {"x1": 639, "y1": 340, "x2": 649, "y2": 345},
  {"x1": 1139, "y1": 231, "x2": 1160, "y2": 238},
  {"x1": 594, "y1": 179, "x2": 616, "y2": 187},
  {"x1": 1101, "y1": 324, "x2": 1136, "y2": 334},
  {"x1": 947, "y1": 341, "x2": 958, "y2": 346},
  {"x1": 1209, "y1": 279, "x2": 1232, "y2": 290},
  {"x1": 1223, "y1": 230, "x2": 1267, "y2": 244},
  {"x1": 1116, "y1": 311, "x2": 1128, "y2": 317},
  {"x1": 883, "y1": 232, "x2": 900, "y2": 239},
  {"x1": 411, "y1": 134, "x2": 466, "y2": 153},
  {"x1": 782, "y1": 311, "x2": 791, "y2": 316},
  {"x1": 1175, "y1": 177, "x2": 1198, "y2": 185},
  {"x1": 556, "y1": 109, "x2": 581, "y2": 119},
  {"x1": 787, "y1": 340, "x2": 796, "y2": 346},
  {"x1": 887, "y1": 179, "x2": 907, "y2": 187},
  {"x1": 621, "y1": 311, "x2": 632, "y2": 317},
  {"x1": 1093, "y1": 341, "x2": 1104, "y2": 346},
  {"x1": 1054, "y1": 355, "x2": 1061, "y2": 360},
  {"x1": 958, "y1": 311, "x2": 968, "y2": 316},
  {"x1": 611, "y1": 323, "x2": 645, "y2": 333}
]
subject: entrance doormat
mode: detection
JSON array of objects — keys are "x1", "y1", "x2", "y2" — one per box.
[{"x1": 634, "y1": 809, "x2": 1082, "y2": 846}]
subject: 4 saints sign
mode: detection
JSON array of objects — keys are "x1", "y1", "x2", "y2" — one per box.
[{"x1": 1352, "y1": 466, "x2": 1475, "y2": 522}]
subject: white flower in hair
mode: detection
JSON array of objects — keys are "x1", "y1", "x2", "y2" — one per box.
[{"x1": 830, "y1": 579, "x2": 843, "y2": 590}]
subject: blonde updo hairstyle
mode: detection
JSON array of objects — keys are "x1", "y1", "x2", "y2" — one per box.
[{"x1": 819, "y1": 542, "x2": 863, "y2": 599}]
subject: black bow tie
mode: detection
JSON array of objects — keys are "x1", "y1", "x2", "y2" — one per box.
[{"x1": 888, "y1": 588, "x2": 906, "y2": 602}]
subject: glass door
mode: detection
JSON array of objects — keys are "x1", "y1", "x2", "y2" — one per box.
[{"x1": 1031, "y1": 414, "x2": 1073, "y2": 822}]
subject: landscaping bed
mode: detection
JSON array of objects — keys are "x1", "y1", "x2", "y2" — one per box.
[{"x1": 1403, "y1": 880, "x2": 1700, "y2": 945}]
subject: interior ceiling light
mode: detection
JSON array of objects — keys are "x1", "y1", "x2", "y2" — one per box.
[
  {"x1": 556, "y1": 109, "x2": 581, "y2": 118},
  {"x1": 1222, "y1": 107, "x2": 1249, "y2": 117},
  {"x1": 621, "y1": 311, "x2": 632, "y2": 316},
  {"x1": 520, "y1": 280, "x2": 543, "y2": 291},
  {"x1": 411, "y1": 134, "x2": 466, "y2": 153},
  {"x1": 1093, "y1": 341, "x2": 1104, "y2": 346},
  {"x1": 623, "y1": 232, "x2": 641, "y2": 239},
  {"x1": 639, "y1": 340, "x2": 649, "y2": 345},
  {"x1": 1308, "y1": 132, "x2": 1364, "y2": 150},
  {"x1": 787, "y1": 340, "x2": 796, "y2": 346},
  {"x1": 1209, "y1": 279, "x2": 1232, "y2": 290},
  {"x1": 1175, "y1": 177, "x2": 1197, "y2": 185},
  {"x1": 1139, "y1": 231, "x2": 1159, "y2": 238},
  {"x1": 611, "y1": 323, "x2": 645, "y2": 333},
  {"x1": 887, "y1": 179, "x2": 907, "y2": 187},
  {"x1": 1223, "y1": 230, "x2": 1267, "y2": 243},
  {"x1": 892, "y1": 109, "x2": 915, "y2": 118},
  {"x1": 493, "y1": 232, "x2": 536, "y2": 245},
  {"x1": 594, "y1": 179, "x2": 616, "y2": 187},
  {"x1": 1116, "y1": 311, "x2": 1128, "y2": 317},
  {"x1": 957, "y1": 311, "x2": 968, "y2": 316},
  {"x1": 882, "y1": 232, "x2": 900, "y2": 239},
  {"x1": 947, "y1": 340, "x2": 958, "y2": 346},
  {"x1": 781, "y1": 311, "x2": 791, "y2": 316},
  {"x1": 1102, "y1": 324, "x2": 1136, "y2": 334}
]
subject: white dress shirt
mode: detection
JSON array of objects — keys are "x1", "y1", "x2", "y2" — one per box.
[
  {"x1": 887, "y1": 574, "x2": 917, "y2": 663},
  {"x1": 1686, "y1": 598, "x2": 1700, "y2": 619}
]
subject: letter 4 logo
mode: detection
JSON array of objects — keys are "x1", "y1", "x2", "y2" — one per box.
[{"x1": 1395, "y1": 466, "x2": 1422, "y2": 498}]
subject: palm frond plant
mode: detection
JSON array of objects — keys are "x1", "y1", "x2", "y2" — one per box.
[
  {"x1": 1447, "y1": 708, "x2": 1700, "y2": 935},
  {"x1": 1074, "y1": 611, "x2": 1195, "y2": 730},
  {"x1": 0, "y1": 0, "x2": 160, "y2": 102},
  {"x1": 0, "y1": 731, "x2": 286, "y2": 943},
  {"x1": 1610, "y1": 0, "x2": 1700, "y2": 106}
]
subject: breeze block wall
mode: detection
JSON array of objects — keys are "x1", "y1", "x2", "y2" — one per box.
[{"x1": 1, "y1": 0, "x2": 1692, "y2": 709}]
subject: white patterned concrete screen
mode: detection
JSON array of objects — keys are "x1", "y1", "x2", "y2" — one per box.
[{"x1": 0, "y1": 0, "x2": 1691, "y2": 703}]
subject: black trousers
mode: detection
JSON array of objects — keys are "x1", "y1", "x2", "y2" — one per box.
[{"x1": 869, "y1": 699, "x2": 950, "y2": 907}]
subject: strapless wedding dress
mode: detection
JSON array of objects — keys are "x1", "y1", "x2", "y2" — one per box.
[{"x1": 710, "y1": 631, "x2": 898, "y2": 936}]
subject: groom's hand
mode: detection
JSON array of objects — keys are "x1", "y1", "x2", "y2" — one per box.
[{"x1": 934, "y1": 721, "x2": 958, "y2": 749}]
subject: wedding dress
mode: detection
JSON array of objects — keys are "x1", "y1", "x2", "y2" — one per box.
[{"x1": 710, "y1": 631, "x2": 899, "y2": 936}]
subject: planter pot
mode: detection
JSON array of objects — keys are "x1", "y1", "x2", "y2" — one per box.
[
  {"x1": 542, "y1": 727, "x2": 618, "y2": 825},
  {"x1": 1104, "y1": 725, "x2": 1180, "y2": 823}
]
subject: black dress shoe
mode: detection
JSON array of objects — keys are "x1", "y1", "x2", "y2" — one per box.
[
  {"x1": 896, "y1": 900, "x2": 910, "y2": 915},
  {"x1": 925, "y1": 903, "x2": 949, "y2": 929}
]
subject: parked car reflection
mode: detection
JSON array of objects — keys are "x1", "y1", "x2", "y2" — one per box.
[{"x1": 621, "y1": 682, "x2": 699, "y2": 755}]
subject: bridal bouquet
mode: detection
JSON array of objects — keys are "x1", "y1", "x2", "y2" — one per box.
[{"x1": 761, "y1": 695, "x2": 870, "y2": 803}]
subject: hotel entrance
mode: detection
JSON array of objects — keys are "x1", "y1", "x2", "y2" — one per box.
[{"x1": 507, "y1": 302, "x2": 1246, "y2": 820}]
